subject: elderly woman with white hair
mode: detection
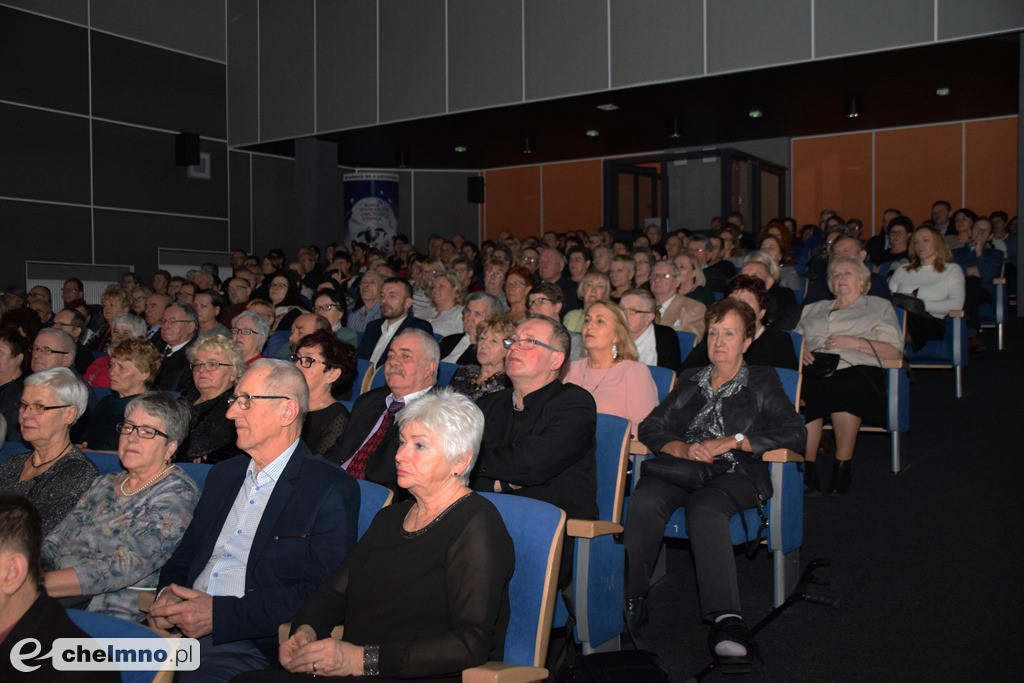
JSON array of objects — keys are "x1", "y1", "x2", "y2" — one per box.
[
  {"x1": 0, "y1": 367, "x2": 97, "y2": 534},
  {"x1": 231, "y1": 309, "x2": 271, "y2": 366},
  {"x1": 796, "y1": 256, "x2": 904, "y2": 494},
  {"x1": 241, "y1": 389, "x2": 515, "y2": 682}
]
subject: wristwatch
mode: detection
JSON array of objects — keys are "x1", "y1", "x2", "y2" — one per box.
[{"x1": 734, "y1": 433, "x2": 745, "y2": 447}]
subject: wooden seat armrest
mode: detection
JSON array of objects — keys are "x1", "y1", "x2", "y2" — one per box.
[
  {"x1": 762, "y1": 448, "x2": 803, "y2": 463},
  {"x1": 629, "y1": 441, "x2": 651, "y2": 456},
  {"x1": 947, "y1": 310, "x2": 965, "y2": 318},
  {"x1": 138, "y1": 590, "x2": 156, "y2": 612},
  {"x1": 463, "y1": 662, "x2": 549, "y2": 683},
  {"x1": 566, "y1": 519, "x2": 623, "y2": 539},
  {"x1": 993, "y1": 277, "x2": 1007, "y2": 285},
  {"x1": 278, "y1": 622, "x2": 344, "y2": 644},
  {"x1": 882, "y1": 358, "x2": 905, "y2": 369}
]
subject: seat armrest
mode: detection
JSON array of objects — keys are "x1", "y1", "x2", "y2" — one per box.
[
  {"x1": 882, "y1": 358, "x2": 905, "y2": 369},
  {"x1": 762, "y1": 448, "x2": 803, "y2": 463},
  {"x1": 947, "y1": 310, "x2": 965, "y2": 318},
  {"x1": 138, "y1": 590, "x2": 156, "y2": 612},
  {"x1": 566, "y1": 519, "x2": 623, "y2": 538},
  {"x1": 463, "y1": 662, "x2": 549, "y2": 683},
  {"x1": 629, "y1": 441, "x2": 651, "y2": 456},
  {"x1": 993, "y1": 277, "x2": 1007, "y2": 285}
]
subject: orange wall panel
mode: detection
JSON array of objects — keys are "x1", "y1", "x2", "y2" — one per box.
[
  {"x1": 875, "y1": 123, "x2": 962, "y2": 228},
  {"x1": 792, "y1": 133, "x2": 872, "y2": 230},
  {"x1": 541, "y1": 160, "x2": 603, "y2": 234},
  {"x1": 482, "y1": 166, "x2": 541, "y2": 241},
  {"x1": 965, "y1": 117, "x2": 1018, "y2": 216}
]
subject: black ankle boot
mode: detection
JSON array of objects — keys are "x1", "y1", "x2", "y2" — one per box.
[
  {"x1": 625, "y1": 596, "x2": 649, "y2": 629},
  {"x1": 828, "y1": 460, "x2": 852, "y2": 494},
  {"x1": 803, "y1": 461, "x2": 821, "y2": 496}
]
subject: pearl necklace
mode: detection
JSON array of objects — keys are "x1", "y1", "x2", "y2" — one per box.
[{"x1": 120, "y1": 464, "x2": 176, "y2": 497}]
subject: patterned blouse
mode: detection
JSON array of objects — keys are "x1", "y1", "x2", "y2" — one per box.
[
  {"x1": 449, "y1": 366, "x2": 510, "y2": 401},
  {"x1": 41, "y1": 467, "x2": 200, "y2": 622},
  {"x1": 0, "y1": 448, "x2": 98, "y2": 535}
]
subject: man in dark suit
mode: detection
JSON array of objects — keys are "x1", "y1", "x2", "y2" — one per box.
[
  {"x1": 330, "y1": 329, "x2": 438, "y2": 493},
  {"x1": 356, "y1": 277, "x2": 433, "y2": 368},
  {"x1": 154, "y1": 302, "x2": 198, "y2": 393},
  {"x1": 149, "y1": 360, "x2": 359, "y2": 682},
  {"x1": 739, "y1": 256, "x2": 801, "y2": 331},
  {"x1": 438, "y1": 292, "x2": 503, "y2": 365},
  {"x1": 620, "y1": 288, "x2": 682, "y2": 371},
  {"x1": 688, "y1": 235, "x2": 728, "y2": 292}
]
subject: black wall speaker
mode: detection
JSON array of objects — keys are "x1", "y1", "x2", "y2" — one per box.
[
  {"x1": 467, "y1": 176, "x2": 485, "y2": 204},
  {"x1": 175, "y1": 133, "x2": 201, "y2": 166}
]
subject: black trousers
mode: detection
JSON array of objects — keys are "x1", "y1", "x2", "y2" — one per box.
[
  {"x1": 963, "y1": 275, "x2": 992, "y2": 333},
  {"x1": 624, "y1": 472, "x2": 760, "y2": 618}
]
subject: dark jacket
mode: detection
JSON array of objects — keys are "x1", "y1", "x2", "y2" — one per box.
[
  {"x1": 438, "y1": 333, "x2": 478, "y2": 366},
  {"x1": 356, "y1": 315, "x2": 434, "y2": 367},
  {"x1": 652, "y1": 323, "x2": 682, "y2": 371},
  {"x1": 175, "y1": 388, "x2": 241, "y2": 463}
]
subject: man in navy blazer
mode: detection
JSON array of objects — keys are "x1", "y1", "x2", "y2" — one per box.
[
  {"x1": 149, "y1": 360, "x2": 359, "y2": 682},
  {"x1": 356, "y1": 277, "x2": 433, "y2": 367}
]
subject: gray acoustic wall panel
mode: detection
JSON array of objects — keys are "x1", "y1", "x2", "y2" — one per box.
[
  {"x1": 92, "y1": 122, "x2": 228, "y2": 217},
  {"x1": 259, "y1": 0, "x2": 315, "y2": 141},
  {"x1": 0, "y1": 6, "x2": 89, "y2": 114},
  {"x1": 0, "y1": 103, "x2": 90, "y2": 204},
  {"x1": 227, "y1": 0, "x2": 259, "y2": 145},
  {"x1": 0, "y1": 0, "x2": 87, "y2": 24},
  {"x1": 91, "y1": 0, "x2": 226, "y2": 61},
  {"x1": 525, "y1": 0, "x2": 608, "y2": 100},
  {"x1": 610, "y1": 0, "x2": 703, "y2": 87},
  {"x1": 938, "y1": 0, "x2": 1024, "y2": 40},
  {"x1": 706, "y1": 0, "x2": 811, "y2": 74},
  {"x1": 0, "y1": 200, "x2": 92, "y2": 282},
  {"x1": 94, "y1": 209, "x2": 229, "y2": 278},
  {"x1": 92, "y1": 32, "x2": 226, "y2": 139},
  {"x1": 316, "y1": 0, "x2": 378, "y2": 132},
  {"x1": 448, "y1": 0, "x2": 523, "y2": 111},
  {"x1": 396, "y1": 169, "x2": 414, "y2": 242},
  {"x1": 250, "y1": 154, "x2": 297, "y2": 256},
  {"x1": 815, "y1": 0, "x2": 933, "y2": 59},
  {"x1": 412, "y1": 171, "x2": 480, "y2": 249},
  {"x1": 229, "y1": 151, "x2": 253, "y2": 252},
  {"x1": 379, "y1": 0, "x2": 447, "y2": 122}
]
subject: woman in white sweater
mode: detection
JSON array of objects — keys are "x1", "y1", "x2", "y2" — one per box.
[{"x1": 889, "y1": 225, "x2": 965, "y2": 348}]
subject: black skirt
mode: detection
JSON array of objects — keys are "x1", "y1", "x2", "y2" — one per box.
[{"x1": 801, "y1": 365, "x2": 886, "y2": 425}]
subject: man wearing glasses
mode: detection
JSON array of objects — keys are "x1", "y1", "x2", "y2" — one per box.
[
  {"x1": 150, "y1": 360, "x2": 359, "y2": 682},
  {"x1": 650, "y1": 260, "x2": 707, "y2": 338},
  {"x1": 619, "y1": 288, "x2": 682, "y2": 370},
  {"x1": 472, "y1": 315, "x2": 597, "y2": 584},
  {"x1": 219, "y1": 277, "x2": 252, "y2": 326},
  {"x1": 154, "y1": 303, "x2": 199, "y2": 393}
]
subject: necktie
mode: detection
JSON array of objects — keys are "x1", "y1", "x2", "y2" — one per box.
[
  {"x1": 347, "y1": 399, "x2": 404, "y2": 479},
  {"x1": 164, "y1": 346, "x2": 174, "y2": 358}
]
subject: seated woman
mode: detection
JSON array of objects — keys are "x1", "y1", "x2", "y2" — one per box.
[
  {"x1": 0, "y1": 367, "x2": 97, "y2": 534},
  {"x1": 80, "y1": 338, "x2": 162, "y2": 451},
  {"x1": 231, "y1": 310, "x2": 270, "y2": 366},
  {"x1": 673, "y1": 252, "x2": 716, "y2": 307},
  {"x1": 294, "y1": 329, "x2": 357, "y2": 462},
  {"x1": 869, "y1": 215, "x2": 911, "y2": 268},
  {"x1": 683, "y1": 275, "x2": 798, "y2": 371},
  {"x1": 888, "y1": 224, "x2": 965, "y2": 349},
  {"x1": 623, "y1": 299, "x2": 806, "y2": 670},
  {"x1": 501, "y1": 266, "x2": 533, "y2": 325},
  {"x1": 563, "y1": 271, "x2": 611, "y2": 333},
  {"x1": 797, "y1": 256, "x2": 903, "y2": 494},
  {"x1": 41, "y1": 392, "x2": 200, "y2": 621},
  {"x1": 87, "y1": 287, "x2": 131, "y2": 352},
  {"x1": 563, "y1": 301, "x2": 658, "y2": 437},
  {"x1": 83, "y1": 312, "x2": 147, "y2": 388},
  {"x1": 428, "y1": 270, "x2": 466, "y2": 337},
  {"x1": 175, "y1": 334, "x2": 245, "y2": 464},
  {"x1": 449, "y1": 316, "x2": 515, "y2": 401},
  {"x1": 239, "y1": 389, "x2": 514, "y2": 682},
  {"x1": 268, "y1": 274, "x2": 308, "y2": 334}
]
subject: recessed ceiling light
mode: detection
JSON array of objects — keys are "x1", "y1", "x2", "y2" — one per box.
[
  {"x1": 936, "y1": 87, "x2": 950, "y2": 97},
  {"x1": 454, "y1": 145, "x2": 467, "y2": 153},
  {"x1": 748, "y1": 109, "x2": 763, "y2": 119},
  {"x1": 586, "y1": 129, "x2": 600, "y2": 138},
  {"x1": 597, "y1": 103, "x2": 618, "y2": 111}
]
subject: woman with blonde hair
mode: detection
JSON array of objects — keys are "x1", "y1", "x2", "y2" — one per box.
[
  {"x1": 175, "y1": 334, "x2": 246, "y2": 463},
  {"x1": 563, "y1": 271, "x2": 611, "y2": 333}
]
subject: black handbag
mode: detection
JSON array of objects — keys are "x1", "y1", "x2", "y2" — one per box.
[
  {"x1": 640, "y1": 456, "x2": 731, "y2": 491},
  {"x1": 804, "y1": 351, "x2": 841, "y2": 378}
]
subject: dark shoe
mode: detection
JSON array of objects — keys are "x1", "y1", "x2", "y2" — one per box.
[
  {"x1": 625, "y1": 596, "x2": 649, "y2": 630},
  {"x1": 803, "y1": 461, "x2": 821, "y2": 497},
  {"x1": 968, "y1": 334, "x2": 987, "y2": 353},
  {"x1": 708, "y1": 616, "x2": 757, "y2": 674},
  {"x1": 828, "y1": 460, "x2": 852, "y2": 495}
]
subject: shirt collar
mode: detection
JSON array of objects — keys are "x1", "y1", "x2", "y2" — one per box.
[{"x1": 247, "y1": 437, "x2": 300, "y2": 485}]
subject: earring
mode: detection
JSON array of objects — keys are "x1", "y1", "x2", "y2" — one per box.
[
  {"x1": 612, "y1": 344, "x2": 618, "y2": 360},
  {"x1": 452, "y1": 471, "x2": 460, "y2": 478}
]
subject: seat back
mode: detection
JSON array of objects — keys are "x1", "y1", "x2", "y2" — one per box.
[
  {"x1": 774, "y1": 367, "x2": 800, "y2": 410},
  {"x1": 646, "y1": 366, "x2": 675, "y2": 403},
  {"x1": 85, "y1": 450, "x2": 124, "y2": 475},
  {"x1": 356, "y1": 358, "x2": 375, "y2": 395},
  {"x1": 437, "y1": 361, "x2": 460, "y2": 387},
  {"x1": 262, "y1": 330, "x2": 290, "y2": 358},
  {"x1": 479, "y1": 493, "x2": 566, "y2": 668},
  {"x1": 67, "y1": 609, "x2": 173, "y2": 683},
  {"x1": 369, "y1": 364, "x2": 387, "y2": 391},
  {"x1": 676, "y1": 330, "x2": 697, "y2": 365},
  {"x1": 93, "y1": 386, "x2": 112, "y2": 400},
  {"x1": 177, "y1": 462, "x2": 212, "y2": 490},
  {"x1": 356, "y1": 478, "x2": 393, "y2": 539},
  {"x1": 785, "y1": 330, "x2": 804, "y2": 373},
  {"x1": 0, "y1": 441, "x2": 26, "y2": 465},
  {"x1": 594, "y1": 413, "x2": 631, "y2": 525}
]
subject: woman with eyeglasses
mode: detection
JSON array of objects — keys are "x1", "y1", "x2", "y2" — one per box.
[
  {"x1": 501, "y1": 266, "x2": 533, "y2": 324},
  {"x1": 174, "y1": 334, "x2": 246, "y2": 464},
  {"x1": 293, "y1": 330, "x2": 357, "y2": 462},
  {"x1": 0, "y1": 367, "x2": 97, "y2": 534},
  {"x1": 231, "y1": 310, "x2": 270, "y2": 366},
  {"x1": 267, "y1": 273, "x2": 307, "y2": 334},
  {"x1": 80, "y1": 338, "x2": 162, "y2": 451},
  {"x1": 449, "y1": 316, "x2": 515, "y2": 401},
  {"x1": 40, "y1": 392, "x2": 199, "y2": 621}
]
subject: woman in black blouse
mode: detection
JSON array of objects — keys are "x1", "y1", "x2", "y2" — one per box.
[
  {"x1": 293, "y1": 329, "x2": 356, "y2": 462},
  {"x1": 175, "y1": 335, "x2": 244, "y2": 463}
]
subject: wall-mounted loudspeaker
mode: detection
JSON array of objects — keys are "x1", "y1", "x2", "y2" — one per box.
[
  {"x1": 468, "y1": 176, "x2": 485, "y2": 204},
  {"x1": 175, "y1": 133, "x2": 201, "y2": 166}
]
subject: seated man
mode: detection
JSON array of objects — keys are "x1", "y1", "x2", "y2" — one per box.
[
  {"x1": 51, "y1": 307, "x2": 93, "y2": 374},
  {"x1": 472, "y1": 315, "x2": 597, "y2": 584},
  {"x1": 952, "y1": 217, "x2": 1004, "y2": 350},
  {"x1": 273, "y1": 312, "x2": 329, "y2": 360},
  {"x1": 439, "y1": 292, "x2": 503, "y2": 365},
  {"x1": 154, "y1": 302, "x2": 199, "y2": 394},
  {"x1": 331, "y1": 329, "x2": 438, "y2": 493},
  {"x1": 0, "y1": 493, "x2": 119, "y2": 682},
  {"x1": 526, "y1": 283, "x2": 583, "y2": 360},
  {"x1": 149, "y1": 360, "x2": 360, "y2": 683},
  {"x1": 619, "y1": 288, "x2": 682, "y2": 370},
  {"x1": 651, "y1": 260, "x2": 707, "y2": 339},
  {"x1": 356, "y1": 278, "x2": 433, "y2": 368},
  {"x1": 30, "y1": 327, "x2": 98, "y2": 441},
  {"x1": 739, "y1": 252, "x2": 800, "y2": 331}
]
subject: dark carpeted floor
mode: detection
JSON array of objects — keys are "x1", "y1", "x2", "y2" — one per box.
[{"x1": 631, "y1": 320, "x2": 1024, "y2": 682}]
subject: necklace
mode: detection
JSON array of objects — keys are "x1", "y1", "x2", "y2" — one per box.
[
  {"x1": 120, "y1": 464, "x2": 176, "y2": 497},
  {"x1": 30, "y1": 441, "x2": 73, "y2": 469},
  {"x1": 582, "y1": 360, "x2": 614, "y2": 394}
]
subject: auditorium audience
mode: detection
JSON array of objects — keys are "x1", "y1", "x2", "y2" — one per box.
[
  {"x1": 83, "y1": 312, "x2": 146, "y2": 388},
  {"x1": 155, "y1": 302, "x2": 199, "y2": 394},
  {"x1": 952, "y1": 216, "x2": 1004, "y2": 351},
  {"x1": 501, "y1": 265, "x2": 533, "y2": 324},
  {"x1": 81, "y1": 338, "x2": 162, "y2": 450},
  {"x1": 563, "y1": 270, "x2": 611, "y2": 333},
  {"x1": 176, "y1": 335, "x2": 245, "y2": 463},
  {"x1": 357, "y1": 278, "x2": 434, "y2": 368},
  {"x1": 428, "y1": 269, "x2": 466, "y2": 337},
  {"x1": 889, "y1": 225, "x2": 966, "y2": 348},
  {"x1": 312, "y1": 289, "x2": 358, "y2": 347},
  {"x1": 347, "y1": 270, "x2": 384, "y2": 333},
  {"x1": 294, "y1": 329, "x2": 357, "y2": 462},
  {"x1": 449, "y1": 316, "x2": 514, "y2": 401},
  {"x1": 619, "y1": 288, "x2": 682, "y2": 370},
  {"x1": 89, "y1": 287, "x2": 131, "y2": 352},
  {"x1": 439, "y1": 292, "x2": 503, "y2": 366},
  {"x1": 650, "y1": 260, "x2": 706, "y2": 338}
]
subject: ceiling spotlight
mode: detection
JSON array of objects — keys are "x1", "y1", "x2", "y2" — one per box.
[
  {"x1": 670, "y1": 117, "x2": 681, "y2": 140},
  {"x1": 844, "y1": 93, "x2": 862, "y2": 118},
  {"x1": 597, "y1": 103, "x2": 619, "y2": 111},
  {"x1": 936, "y1": 86, "x2": 951, "y2": 97},
  {"x1": 522, "y1": 136, "x2": 533, "y2": 154},
  {"x1": 454, "y1": 145, "x2": 467, "y2": 153},
  {"x1": 748, "y1": 109, "x2": 763, "y2": 119},
  {"x1": 586, "y1": 129, "x2": 600, "y2": 138}
]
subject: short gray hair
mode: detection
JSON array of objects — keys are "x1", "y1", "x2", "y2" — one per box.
[
  {"x1": 124, "y1": 391, "x2": 192, "y2": 444},
  {"x1": 166, "y1": 302, "x2": 198, "y2": 326},
  {"x1": 394, "y1": 328, "x2": 440, "y2": 367},
  {"x1": 35, "y1": 328, "x2": 76, "y2": 355},
  {"x1": 827, "y1": 256, "x2": 872, "y2": 295},
  {"x1": 112, "y1": 312, "x2": 147, "y2": 338},
  {"x1": 742, "y1": 251, "x2": 780, "y2": 282},
  {"x1": 232, "y1": 310, "x2": 270, "y2": 340},
  {"x1": 24, "y1": 367, "x2": 89, "y2": 424},
  {"x1": 465, "y1": 292, "x2": 504, "y2": 316},
  {"x1": 248, "y1": 359, "x2": 309, "y2": 421},
  {"x1": 398, "y1": 388, "x2": 485, "y2": 486},
  {"x1": 652, "y1": 259, "x2": 680, "y2": 277},
  {"x1": 522, "y1": 314, "x2": 570, "y2": 359},
  {"x1": 187, "y1": 334, "x2": 247, "y2": 380}
]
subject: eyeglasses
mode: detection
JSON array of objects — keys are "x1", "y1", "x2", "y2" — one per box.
[
  {"x1": 226, "y1": 394, "x2": 290, "y2": 410},
  {"x1": 31, "y1": 346, "x2": 70, "y2": 356},
  {"x1": 18, "y1": 402, "x2": 71, "y2": 415},
  {"x1": 528, "y1": 297, "x2": 554, "y2": 308},
  {"x1": 190, "y1": 361, "x2": 233, "y2": 371},
  {"x1": 313, "y1": 303, "x2": 337, "y2": 313},
  {"x1": 504, "y1": 280, "x2": 528, "y2": 289},
  {"x1": 649, "y1": 272, "x2": 674, "y2": 280},
  {"x1": 621, "y1": 308, "x2": 654, "y2": 316},
  {"x1": 116, "y1": 422, "x2": 169, "y2": 440},
  {"x1": 231, "y1": 327, "x2": 261, "y2": 337},
  {"x1": 159, "y1": 318, "x2": 191, "y2": 325},
  {"x1": 51, "y1": 321, "x2": 81, "y2": 331},
  {"x1": 502, "y1": 337, "x2": 560, "y2": 353},
  {"x1": 290, "y1": 354, "x2": 328, "y2": 368}
]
